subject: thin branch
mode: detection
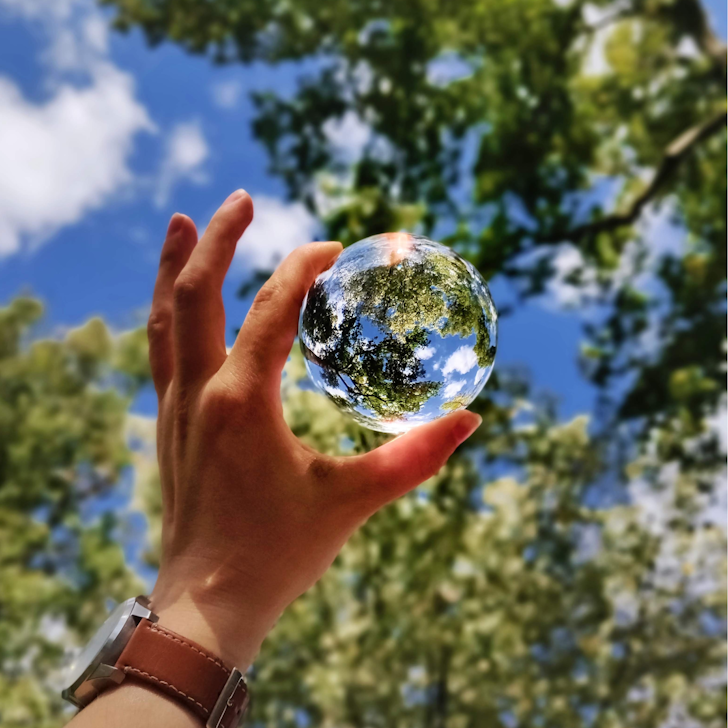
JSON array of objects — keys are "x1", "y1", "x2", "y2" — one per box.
[
  {"x1": 336, "y1": 370, "x2": 388, "y2": 405},
  {"x1": 545, "y1": 108, "x2": 727, "y2": 243},
  {"x1": 301, "y1": 341, "x2": 390, "y2": 405}
]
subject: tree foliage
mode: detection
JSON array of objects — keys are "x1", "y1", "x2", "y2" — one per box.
[
  {"x1": 105, "y1": 0, "x2": 726, "y2": 439},
  {"x1": 0, "y1": 300, "x2": 147, "y2": 727}
]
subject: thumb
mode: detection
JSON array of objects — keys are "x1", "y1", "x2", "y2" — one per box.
[{"x1": 342, "y1": 410, "x2": 482, "y2": 512}]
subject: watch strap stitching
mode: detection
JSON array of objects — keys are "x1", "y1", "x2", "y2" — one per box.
[
  {"x1": 147, "y1": 623, "x2": 230, "y2": 673},
  {"x1": 115, "y1": 618, "x2": 247, "y2": 723},
  {"x1": 122, "y1": 666, "x2": 210, "y2": 717}
]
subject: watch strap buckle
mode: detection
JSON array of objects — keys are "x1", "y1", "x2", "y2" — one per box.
[{"x1": 207, "y1": 668, "x2": 249, "y2": 728}]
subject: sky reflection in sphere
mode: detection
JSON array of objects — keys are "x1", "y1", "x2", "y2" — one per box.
[{"x1": 298, "y1": 233, "x2": 498, "y2": 433}]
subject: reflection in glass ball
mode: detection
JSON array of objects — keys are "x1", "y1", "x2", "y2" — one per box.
[{"x1": 298, "y1": 233, "x2": 498, "y2": 434}]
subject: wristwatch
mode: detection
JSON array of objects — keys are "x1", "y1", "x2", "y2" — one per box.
[{"x1": 61, "y1": 596, "x2": 249, "y2": 727}]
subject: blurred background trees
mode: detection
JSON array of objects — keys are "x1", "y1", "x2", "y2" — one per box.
[
  {"x1": 1, "y1": 0, "x2": 725, "y2": 725},
  {"x1": 0, "y1": 300, "x2": 147, "y2": 726}
]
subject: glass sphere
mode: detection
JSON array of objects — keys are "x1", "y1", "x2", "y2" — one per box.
[{"x1": 298, "y1": 233, "x2": 497, "y2": 433}]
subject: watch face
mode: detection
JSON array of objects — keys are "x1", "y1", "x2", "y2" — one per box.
[{"x1": 62, "y1": 598, "x2": 135, "y2": 694}]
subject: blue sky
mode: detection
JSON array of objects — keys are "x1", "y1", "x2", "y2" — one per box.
[{"x1": 0, "y1": 0, "x2": 725, "y2": 425}]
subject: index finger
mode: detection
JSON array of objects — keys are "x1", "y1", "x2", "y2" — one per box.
[{"x1": 223, "y1": 241, "x2": 342, "y2": 396}]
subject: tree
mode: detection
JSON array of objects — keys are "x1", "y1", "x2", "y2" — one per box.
[
  {"x1": 0, "y1": 299, "x2": 148, "y2": 727},
  {"x1": 104, "y1": 0, "x2": 726, "y2": 440},
  {"x1": 245, "y1": 351, "x2": 725, "y2": 727},
  {"x1": 5, "y1": 297, "x2": 724, "y2": 726}
]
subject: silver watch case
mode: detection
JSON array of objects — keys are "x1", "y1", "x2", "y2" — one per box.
[{"x1": 61, "y1": 595, "x2": 158, "y2": 709}]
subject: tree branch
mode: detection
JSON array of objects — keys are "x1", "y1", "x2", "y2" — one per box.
[{"x1": 547, "y1": 108, "x2": 726, "y2": 243}]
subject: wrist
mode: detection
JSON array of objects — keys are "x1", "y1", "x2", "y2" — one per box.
[{"x1": 150, "y1": 589, "x2": 281, "y2": 670}]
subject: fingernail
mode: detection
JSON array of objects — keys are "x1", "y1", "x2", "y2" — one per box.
[
  {"x1": 222, "y1": 188, "x2": 247, "y2": 208},
  {"x1": 167, "y1": 213, "x2": 184, "y2": 236},
  {"x1": 453, "y1": 412, "x2": 481, "y2": 445}
]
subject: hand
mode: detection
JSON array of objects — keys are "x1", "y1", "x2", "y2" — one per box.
[{"x1": 147, "y1": 189, "x2": 482, "y2": 670}]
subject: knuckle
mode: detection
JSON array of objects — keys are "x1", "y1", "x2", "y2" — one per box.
[
  {"x1": 198, "y1": 384, "x2": 241, "y2": 428},
  {"x1": 159, "y1": 243, "x2": 180, "y2": 269},
  {"x1": 250, "y1": 280, "x2": 281, "y2": 314},
  {"x1": 200, "y1": 381, "x2": 241, "y2": 411},
  {"x1": 147, "y1": 309, "x2": 171, "y2": 341},
  {"x1": 173, "y1": 274, "x2": 206, "y2": 307},
  {"x1": 197, "y1": 379, "x2": 261, "y2": 431}
]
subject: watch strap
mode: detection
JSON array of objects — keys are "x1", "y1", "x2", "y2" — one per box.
[{"x1": 115, "y1": 618, "x2": 248, "y2": 727}]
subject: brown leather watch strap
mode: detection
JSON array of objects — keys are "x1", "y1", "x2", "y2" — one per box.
[{"x1": 115, "y1": 619, "x2": 248, "y2": 727}]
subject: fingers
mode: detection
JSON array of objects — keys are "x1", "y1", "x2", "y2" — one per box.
[
  {"x1": 226, "y1": 240, "x2": 343, "y2": 394},
  {"x1": 173, "y1": 190, "x2": 254, "y2": 385},
  {"x1": 148, "y1": 214, "x2": 197, "y2": 397},
  {"x1": 342, "y1": 411, "x2": 482, "y2": 513}
]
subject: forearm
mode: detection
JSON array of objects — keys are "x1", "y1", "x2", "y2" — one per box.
[{"x1": 68, "y1": 681, "x2": 202, "y2": 728}]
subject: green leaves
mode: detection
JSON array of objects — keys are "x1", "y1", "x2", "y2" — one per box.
[{"x1": 0, "y1": 300, "x2": 144, "y2": 725}]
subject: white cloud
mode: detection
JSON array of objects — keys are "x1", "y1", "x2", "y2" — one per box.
[
  {"x1": 323, "y1": 110, "x2": 371, "y2": 163},
  {"x1": 543, "y1": 243, "x2": 600, "y2": 309},
  {"x1": 236, "y1": 195, "x2": 319, "y2": 271},
  {"x1": 154, "y1": 120, "x2": 209, "y2": 207},
  {"x1": 211, "y1": 79, "x2": 243, "y2": 109},
  {"x1": 0, "y1": 69, "x2": 152, "y2": 255},
  {"x1": 443, "y1": 380, "x2": 467, "y2": 398},
  {"x1": 441, "y1": 346, "x2": 478, "y2": 377},
  {"x1": 324, "y1": 383, "x2": 348, "y2": 400},
  {"x1": 415, "y1": 346, "x2": 435, "y2": 360},
  {"x1": 0, "y1": 0, "x2": 153, "y2": 256}
]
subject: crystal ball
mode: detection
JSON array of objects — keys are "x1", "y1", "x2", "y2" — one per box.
[{"x1": 298, "y1": 233, "x2": 498, "y2": 433}]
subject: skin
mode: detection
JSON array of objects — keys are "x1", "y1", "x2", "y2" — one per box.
[{"x1": 68, "y1": 190, "x2": 481, "y2": 726}]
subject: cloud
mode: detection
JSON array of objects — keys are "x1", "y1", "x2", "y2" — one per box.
[
  {"x1": 0, "y1": 68, "x2": 152, "y2": 256},
  {"x1": 211, "y1": 79, "x2": 243, "y2": 109},
  {"x1": 0, "y1": 0, "x2": 153, "y2": 256},
  {"x1": 324, "y1": 383, "x2": 348, "y2": 400},
  {"x1": 235, "y1": 195, "x2": 319, "y2": 271},
  {"x1": 323, "y1": 110, "x2": 371, "y2": 163},
  {"x1": 543, "y1": 244, "x2": 600, "y2": 309},
  {"x1": 154, "y1": 120, "x2": 209, "y2": 207},
  {"x1": 441, "y1": 346, "x2": 478, "y2": 377},
  {"x1": 443, "y1": 380, "x2": 467, "y2": 398},
  {"x1": 415, "y1": 346, "x2": 435, "y2": 360}
]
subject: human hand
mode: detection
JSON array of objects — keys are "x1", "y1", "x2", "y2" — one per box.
[{"x1": 148, "y1": 190, "x2": 482, "y2": 669}]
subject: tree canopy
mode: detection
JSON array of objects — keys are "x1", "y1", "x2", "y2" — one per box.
[
  {"x1": 0, "y1": 299, "x2": 148, "y2": 727},
  {"x1": 104, "y1": 0, "x2": 726, "y2": 441}
]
